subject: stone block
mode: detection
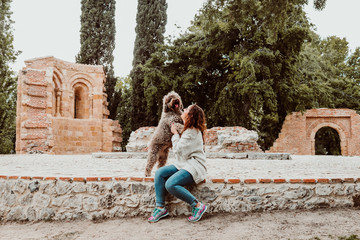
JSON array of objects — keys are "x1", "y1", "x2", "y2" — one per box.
[
  {"x1": 26, "y1": 207, "x2": 37, "y2": 221},
  {"x1": 7, "y1": 207, "x2": 26, "y2": 221},
  {"x1": 72, "y1": 183, "x2": 86, "y2": 193},
  {"x1": 33, "y1": 194, "x2": 50, "y2": 208},
  {"x1": 55, "y1": 181, "x2": 72, "y2": 195},
  {"x1": 83, "y1": 196, "x2": 99, "y2": 211},
  {"x1": 62, "y1": 195, "x2": 82, "y2": 209},
  {"x1": 39, "y1": 208, "x2": 55, "y2": 221},
  {"x1": 4, "y1": 193, "x2": 16, "y2": 207},
  {"x1": 20, "y1": 193, "x2": 33, "y2": 206},
  {"x1": 315, "y1": 185, "x2": 333, "y2": 196}
]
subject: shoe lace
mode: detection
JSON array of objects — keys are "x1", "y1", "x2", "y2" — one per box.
[{"x1": 192, "y1": 206, "x2": 200, "y2": 217}]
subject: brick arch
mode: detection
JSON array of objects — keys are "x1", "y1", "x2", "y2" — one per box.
[
  {"x1": 69, "y1": 75, "x2": 94, "y2": 119},
  {"x1": 306, "y1": 118, "x2": 350, "y2": 139},
  {"x1": 69, "y1": 74, "x2": 94, "y2": 92},
  {"x1": 309, "y1": 122, "x2": 348, "y2": 155}
]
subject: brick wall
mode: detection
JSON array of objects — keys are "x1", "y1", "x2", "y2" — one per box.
[
  {"x1": 15, "y1": 56, "x2": 122, "y2": 154},
  {"x1": 269, "y1": 108, "x2": 360, "y2": 155}
]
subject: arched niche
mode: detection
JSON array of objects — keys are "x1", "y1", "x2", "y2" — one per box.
[{"x1": 73, "y1": 82, "x2": 90, "y2": 119}]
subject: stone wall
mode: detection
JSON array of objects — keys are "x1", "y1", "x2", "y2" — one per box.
[
  {"x1": 126, "y1": 126, "x2": 262, "y2": 153},
  {"x1": 205, "y1": 127, "x2": 261, "y2": 152},
  {"x1": 0, "y1": 175, "x2": 359, "y2": 221},
  {"x1": 16, "y1": 56, "x2": 122, "y2": 154},
  {"x1": 269, "y1": 108, "x2": 360, "y2": 155},
  {"x1": 126, "y1": 127, "x2": 155, "y2": 152}
]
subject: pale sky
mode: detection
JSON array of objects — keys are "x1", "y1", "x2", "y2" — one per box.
[{"x1": 10, "y1": 0, "x2": 360, "y2": 78}]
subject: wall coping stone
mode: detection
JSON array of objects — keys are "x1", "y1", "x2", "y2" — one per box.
[{"x1": 92, "y1": 152, "x2": 291, "y2": 160}]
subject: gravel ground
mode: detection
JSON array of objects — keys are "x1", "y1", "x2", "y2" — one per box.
[{"x1": 0, "y1": 208, "x2": 359, "y2": 240}]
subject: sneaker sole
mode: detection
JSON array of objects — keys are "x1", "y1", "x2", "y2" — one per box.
[
  {"x1": 148, "y1": 211, "x2": 169, "y2": 223},
  {"x1": 188, "y1": 205, "x2": 207, "y2": 223}
]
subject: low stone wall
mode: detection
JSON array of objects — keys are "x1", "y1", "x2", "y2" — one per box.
[{"x1": 1, "y1": 175, "x2": 359, "y2": 222}]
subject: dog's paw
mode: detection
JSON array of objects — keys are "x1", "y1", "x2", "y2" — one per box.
[{"x1": 144, "y1": 171, "x2": 151, "y2": 177}]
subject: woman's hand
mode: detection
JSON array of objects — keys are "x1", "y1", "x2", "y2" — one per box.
[{"x1": 171, "y1": 123, "x2": 178, "y2": 135}]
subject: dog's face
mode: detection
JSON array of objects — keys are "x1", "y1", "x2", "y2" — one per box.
[{"x1": 163, "y1": 91, "x2": 183, "y2": 113}]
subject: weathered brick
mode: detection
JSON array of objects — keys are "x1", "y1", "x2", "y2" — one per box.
[
  {"x1": 86, "y1": 177, "x2": 98, "y2": 182},
  {"x1": 144, "y1": 177, "x2": 154, "y2": 182},
  {"x1": 227, "y1": 179, "x2": 241, "y2": 184},
  {"x1": 211, "y1": 179, "x2": 225, "y2": 183},
  {"x1": 44, "y1": 177, "x2": 56, "y2": 181},
  {"x1": 32, "y1": 176, "x2": 44, "y2": 180},
  {"x1": 259, "y1": 179, "x2": 272, "y2": 183},
  {"x1": 100, "y1": 177, "x2": 112, "y2": 181},
  {"x1": 130, "y1": 177, "x2": 143, "y2": 182},
  {"x1": 303, "y1": 179, "x2": 316, "y2": 184},
  {"x1": 73, "y1": 177, "x2": 85, "y2": 182},
  {"x1": 115, "y1": 177, "x2": 128, "y2": 181},
  {"x1": 274, "y1": 179, "x2": 286, "y2": 183},
  {"x1": 59, "y1": 177, "x2": 71, "y2": 181},
  {"x1": 289, "y1": 179, "x2": 302, "y2": 183},
  {"x1": 331, "y1": 178, "x2": 343, "y2": 183},
  {"x1": 343, "y1": 178, "x2": 355, "y2": 183},
  {"x1": 317, "y1": 178, "x2": 330, "y2": 183},
  {"x1": 244, "y1": 179, "x2": 257, "y2": 184}
]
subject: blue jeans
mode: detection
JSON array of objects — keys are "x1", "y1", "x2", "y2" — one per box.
[{"x1": 155, "y1": 165, "x2": 198, "y2": 208}]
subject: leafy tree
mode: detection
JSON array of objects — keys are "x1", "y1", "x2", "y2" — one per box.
[
  {"x1": 130, "y1": 0, "x2": 167, "y2": 131},
  {"x1": 76, "y1": 0, "x2": 119, "y2": 119},
  {"x1": 115, "y1": 76, "x2": 132, "y2": 150},
  {"x1": 346, "y1": 47, "x2": 360, "y2": 81},
  {"x1": 0, "y1": 0, "x2": 20, "y2": 153},
  {"x1": 143, "y1": 0, "x2": 325, "y2": 149},
  {"x1": 314, "y1": 36, "x2": 360, "y2": 111}
]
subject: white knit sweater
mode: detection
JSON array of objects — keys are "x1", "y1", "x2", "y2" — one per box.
[{"x1": 171, "y1": 128, "x2": 207, "y2": 184}]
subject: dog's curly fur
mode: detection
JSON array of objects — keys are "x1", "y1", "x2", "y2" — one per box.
[{"x1": 145, "y1": 91, "x2": 184, "y2": 177}]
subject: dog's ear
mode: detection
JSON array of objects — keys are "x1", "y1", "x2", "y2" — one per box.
[
  {"x1": 164, "y1": 103, "x2": 170, "y2": 112},
  {"x1": 180, "y1": 100, "x2": 184, "y2": 111},
  {"x1": 163, "y1": 95, "x2": 170, "y2": 112}
]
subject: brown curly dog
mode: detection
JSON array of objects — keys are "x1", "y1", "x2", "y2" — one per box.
[{"x1": 144, "y1": 91, "x2": 184, "y2": 177}]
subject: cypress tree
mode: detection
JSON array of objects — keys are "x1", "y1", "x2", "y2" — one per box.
[
  {"x1": 76, "y1": 0, "x2": 119, "y2": 119},
  {"x1": 0, "y1": 0, "x2": 20, "y2": 153},
  {"x1": 130, "y1": 0, "x2": 167, "y2": 130}
]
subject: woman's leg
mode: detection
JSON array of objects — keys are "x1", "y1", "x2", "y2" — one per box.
[
  {"x1": 154, "y1": 165, "x2": 178, "y2": 207},
  {"x1": 165, "y1": 169, "x2": 198, "y2": 207}
]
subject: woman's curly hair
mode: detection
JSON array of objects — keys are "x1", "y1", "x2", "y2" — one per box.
[{"x1": 181, "y1": 104, "x2": 206, "y2": 142}]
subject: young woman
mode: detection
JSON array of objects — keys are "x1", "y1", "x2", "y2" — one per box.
[{"x1": 148, "y1": 104, "x2": 207, "y2": 223}]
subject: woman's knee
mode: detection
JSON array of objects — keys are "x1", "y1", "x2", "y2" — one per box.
[
  {"x1": 155, "y1": 166, "x2": 167, "y2": 179},
  {"x1": 165, "y1": 180, "x2": 175, "y2": 193}
]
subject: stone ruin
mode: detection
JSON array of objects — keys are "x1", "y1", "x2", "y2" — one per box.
[
  {"x1": 16, "y1": 56, "x2": 122, "y2": 154},
  {"x1": 269, "y1": 108, "x2": 360, "y2": 155},
  {"x1": 126, "y1": 126, "x2": 262, "y2": 153}
]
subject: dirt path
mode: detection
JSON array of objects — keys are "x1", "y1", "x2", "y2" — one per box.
[{"x1": 1, "y1": 208, "x2": 360, "y2": 240}]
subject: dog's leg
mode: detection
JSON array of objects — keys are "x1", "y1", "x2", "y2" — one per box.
[
  {"x1": 145, "y1": 144, "x2": 161, "y2": 177},
  {"x1": 157, "y1": 146, "x2": 170, "y2": 168}
]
